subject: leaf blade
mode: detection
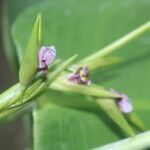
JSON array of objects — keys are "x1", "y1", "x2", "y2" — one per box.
[
  {"x1": 19, "y1": 14, "x2": 41, "y2": 86},
  {"x1": 95, "y1": 98, "x2": 135, "y2": 137}
]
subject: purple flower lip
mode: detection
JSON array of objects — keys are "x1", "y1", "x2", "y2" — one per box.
[
  {"x1": 111, "y1": 89, "x2": 133, "y2": 113},
  {"x1": 68, "y1": 67, "x2": 91, "y2": 85},
  {"x1": 38, "y1": 46, "x2": 56, "y2": 70}
]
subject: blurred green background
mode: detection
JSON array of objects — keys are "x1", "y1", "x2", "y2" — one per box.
[{"x1": 0, "y1": 0, "x2": 149, "y2": 149}]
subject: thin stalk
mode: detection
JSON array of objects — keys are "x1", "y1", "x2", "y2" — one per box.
[
  {"x1": 80, "y1": 21, "x2": 150, "y2": 64},
  {"x1": 94, "y1": 131, "x2": 150, "y2": 150}
]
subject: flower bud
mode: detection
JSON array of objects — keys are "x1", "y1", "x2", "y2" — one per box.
[
  {"x1": 38, "y1": 46, "x2": 56, "y2": 70},
  {"x1": 68, "y1": 67, "x2": 91, "y2": 85},
  {"x1": 111, "y1": 89, "x2": 133, "y2": 113}
]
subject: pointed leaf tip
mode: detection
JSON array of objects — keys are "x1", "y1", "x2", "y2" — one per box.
[
  {"x1": 19, "y1": 15, "x2": 42, "y2": 86},
  {"x1": 95, "y1": 98, "x2": 135, "y2": 137},
  {"x1": 69, "y1": 54, "x2": 78, "y2": 61},
  {"x1": 37, "y1": 13, "x2": 42, "y2": 20},
  {"x1": 127, "y1": 112, "x2": 147, "y2": 131},
  {"x1": 37, "y1": 13, "x2": 42, "y2": 46}
]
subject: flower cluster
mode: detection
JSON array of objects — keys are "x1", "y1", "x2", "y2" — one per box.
[
  {"x1": 68, "y1": 67, "x2": 91, "y2": 85},
  {"x1": 38, "y1": 46, "x2": 133, "y2": 114}
]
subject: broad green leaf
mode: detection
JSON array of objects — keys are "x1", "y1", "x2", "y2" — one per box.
[
  {"x1": 12, "y1": 0, "x2": 150, "y2": 149},
  {"x1": 19, "y1": 14, "x2": 41, "y2": 86},
  {"x1": 95, "y1": 98, "x2": 135, "y2": 137},
  {"x1": 32, "y1": 93, "x2": 150, "y2": 150},
  {"x1": 33, "y1": 95, "x2": 120, "y2": 150},
  {"x1": 94, "y1": 131, "x2": 150, "y2": 150}
]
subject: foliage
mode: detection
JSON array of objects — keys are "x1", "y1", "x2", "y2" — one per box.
[{"x1": 0, "y1": 0, "x2": 150, "y2": 149}]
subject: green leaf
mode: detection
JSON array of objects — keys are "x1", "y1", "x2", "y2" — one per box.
[
  {"x1": 0, "y1": 55, "x2": 76, "y2": 113},
  {"x1": 0, "y1": 83, "x2": 21, "y2": 112},
  {"x1": 50, "y1": 79, "x2": 120, "y2": 98},
  {"x1": 70, "y1": 57, "x2": 123, "y2": 71},
  {"x1": 126, "y1": 112, "x2": 146, "y2": 131},
  {"x1": 22, "y1": 54, "x2": 78, "y2": 103},
  {"x1": 19, "y1": 14, "x2": 41, "y2": 86},
  {"x1": 94, "y1": 131, "x2": 150, "y2": 150},
  {"x1": 95, "y1": 98, "x2": 135, "y2": 137},
  {"x1": 0, "y1": 80, "x2": 43, "y2": 113},
  {"x1": 12, "y1": 0, "x2": 150, "y2": 149},
  {"x1": 33, "y1": 95, "x2": 120, "y2": 150}
]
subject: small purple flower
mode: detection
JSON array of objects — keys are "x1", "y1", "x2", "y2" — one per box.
[
  {"x1": 80, "y1": 67, "x2": 89, "y2": 77},
  {"x1": 68, "y1": 67, "x2": 91, "y2": 85},
  {"x1": 38, "y1": 46, "x2": 56, "y2": 70},
  {"x1": 111, "y1": 89, "x2": 133, "y2": 113}
]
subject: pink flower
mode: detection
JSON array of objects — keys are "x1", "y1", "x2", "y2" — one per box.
[
  {"x1": 38, "y1": 46, "x2": 56, "y2": 70},
  {"x1": 111, "y1": 89, "x2": 133, "y2": 113},
  {"x1": 68, "y1": 67, "x2": 91, "y2": 85}
]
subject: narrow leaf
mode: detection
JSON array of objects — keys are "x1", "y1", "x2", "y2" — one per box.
[
  {"x1": 19, "y1": 14, "x2": 42, "y2": 86},
  {"x1": 126, "y1": 112, "x2": 146, "y2": 131},
  {"x1": 0, "y1": 55, "x2": 77, "y2": 113},
  {"x1": 38, "y1": 13, "x2": 42, "y2": 47},
  {"x1": 0, "y1": 83, "x2": 21, "y2": 112},
  {"x1": 50, "y1": 80, "x2": 120, "y2": 98},
  {"x1": 95, "y1": 98, "x2": 135, "y2": 137},
  {"x1": 16, "y1": 54, "x2": 78, "y2": 105},
  {"x1": 70, "y1": 57, "x2": 122, "y2": 71}
]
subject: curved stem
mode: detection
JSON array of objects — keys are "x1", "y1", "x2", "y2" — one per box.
[{"x1": 80, "y1": 21, "x2": 150, "y2": 67}]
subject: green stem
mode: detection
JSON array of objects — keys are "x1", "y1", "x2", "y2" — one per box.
[
  {"x1": 0, "y1": 83, "x2": 21, "y2": 111},
  {"x1": 80, "y1": 21, "x2": 150, "y2": 64},
  {"x1": 0, "y1": 55, "x2": 77, "y2": 113},
  {"x1": 94, "y1": 131, "x2": 150, "y2": 150}
]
